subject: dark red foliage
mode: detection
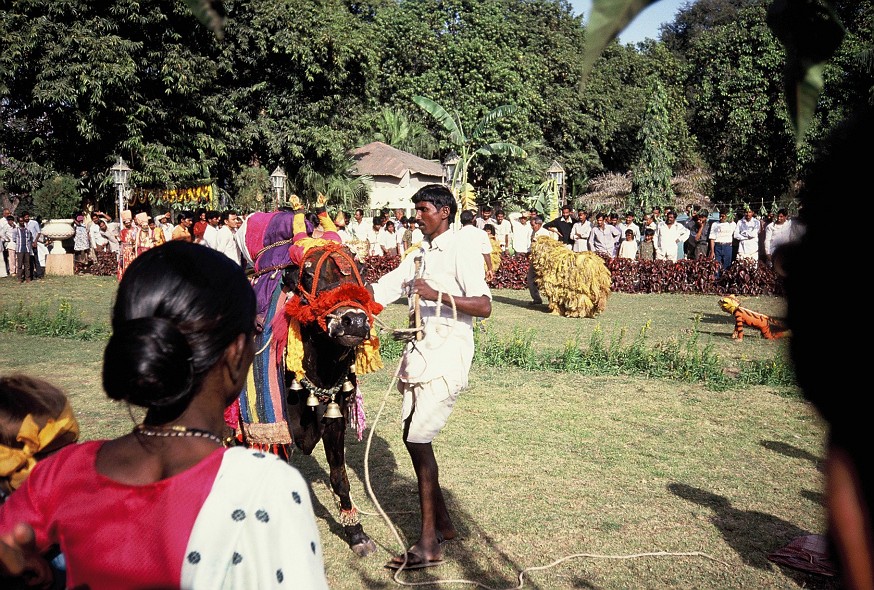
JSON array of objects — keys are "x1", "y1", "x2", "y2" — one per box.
[
  {"x1": 360, "y1": 254, "x2": 401, "y2": 283},
  {"x1": 360, "y1": 252, "x2": 785, "y2": 296},
  {"x1": 491, "y1": 252, "x2": 529, "y2": 289},
  {"x1": 74, "y1": 250, "x2": 117, "y2": 276}
]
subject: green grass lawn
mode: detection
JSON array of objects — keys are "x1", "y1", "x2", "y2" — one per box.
[{"x1": 0, "y1": 275, "x2": 835, "y2": 589}]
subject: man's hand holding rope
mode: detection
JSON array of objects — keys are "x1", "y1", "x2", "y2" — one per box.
[{"x1": 409, "y1": 279, "x2": 491, "y2": 319}]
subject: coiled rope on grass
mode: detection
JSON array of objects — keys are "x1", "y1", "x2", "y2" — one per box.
[{"x1": 354, "y1": 287, "x2": 730, "y2": 588}]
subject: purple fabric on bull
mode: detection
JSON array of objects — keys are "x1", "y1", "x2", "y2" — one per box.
[{"x1": 251, "y1": 211, "x2": 296, "y2": 318}]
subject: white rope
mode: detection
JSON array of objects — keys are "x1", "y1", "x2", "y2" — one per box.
[{"x1": 357, "y1": 286, "x2": 726, "y2": 588}]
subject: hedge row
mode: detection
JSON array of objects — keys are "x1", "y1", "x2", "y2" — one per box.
[{"x1": 361, "y1": 252, "x2": 785, "y2": 296}]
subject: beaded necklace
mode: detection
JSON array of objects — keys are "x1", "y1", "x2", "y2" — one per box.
[{"x1": 133, "y1": 424, "x2": 232, "y2": 447}]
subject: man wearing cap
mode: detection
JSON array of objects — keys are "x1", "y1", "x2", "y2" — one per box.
[{"x1": 157, "y1": 212, "x2": 175, "y2": 243}]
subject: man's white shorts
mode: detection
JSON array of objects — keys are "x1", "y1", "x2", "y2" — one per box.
[{"x1": 398, "y1": 377, "x2": 461, "y2": 444}]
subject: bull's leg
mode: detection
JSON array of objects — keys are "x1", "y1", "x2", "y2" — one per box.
[{"x1": 322, "y1": 417, "x2": 377, "y2": 557}]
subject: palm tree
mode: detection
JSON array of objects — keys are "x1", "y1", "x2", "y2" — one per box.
[
  {"x1": 411, "y1": 95, "x2": 527, "y2": 212},
  {"x1": 370, "y1": 108, "x2": 438, "y2": 159},
  {"x1": 294, "y1": 162, "x2": 372, "y2": 213}
]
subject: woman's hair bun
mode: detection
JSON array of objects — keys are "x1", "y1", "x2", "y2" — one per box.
[{"x1": 102, "y1": 317, "x2": 195, "y2": 409}]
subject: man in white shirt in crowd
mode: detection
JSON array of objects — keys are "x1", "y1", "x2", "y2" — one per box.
[
  {"x1": 378, "y1": 220, "x2": 399, "y2": 256},
  {"x1": 491, "y1": 210, "x2": 512, "y2": 252},
  {"x1": 654, "y1": 211, "x2": 690, "y2": 262},
  {"x1": 157, "y1": 212, "x2": 175, "y2": 243},
  {"x1": 366, "y1": 217, "x2": 383, "y2": 256},
  {"x1": 215, "y1": 209, "x2": 242, "y2": 265},
  {"x1": 347, "y1": 208, "x2": 366, "y2": 242},
  {"x1": 474, "y1": 205, "x2": 493, "y2": 230},
  {"x1": 457, "y1": 210, "x2": 494, "y2": 282},
  {"x1": 334, "y1": 211, "x2": 351, "y2": 244},
  {"x1": 763, "y1": 208, "x2": 795, "y2": 265},
  {"x1": 511, "y1": 212, "x2": 533, "y2": 254},
  {"x1": 570, "y1": 210, "x2": 592, "y2": 252},
  {"x1": 202, "y1": 210, "x2": 221, "y2": 249},
  {"x1": 733, "y1": 206, "x2": 761, "y2": 263},
  {"x1": 410, "y1": 219, "x2": 424, "y2": 245},
  {"x1": 617, "y1": 211, "x2": 641, "y2": 244},
  {"x1": 708, "y1": 208, "x2": 736, "y2": 276},
  {"x1": 588, "y1": 212, "x2": 621, "y2": 257},
  {"x1": 1, "y1": 208, "x2": 13, "y2": 276}
]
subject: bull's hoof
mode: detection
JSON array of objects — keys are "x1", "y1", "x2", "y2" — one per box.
[
  {"x1": 345, "y1": 524, "x2": 378, "y2": 557},
  {"x1": 351, "y1": 538, "x2": 378, "y2": 557}
]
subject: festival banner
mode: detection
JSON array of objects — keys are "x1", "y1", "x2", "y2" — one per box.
[{"x1": 130, "y1": 184, "x2": 215, "y2": 206}]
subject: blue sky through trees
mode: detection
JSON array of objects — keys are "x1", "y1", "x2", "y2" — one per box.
[{"x1": 570, "y1": 0, "x2": 686, "y2": 45}]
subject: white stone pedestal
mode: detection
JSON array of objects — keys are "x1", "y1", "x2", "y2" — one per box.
[{"x1": 45, "y1": 253, "x2": 74, "y2": 276}]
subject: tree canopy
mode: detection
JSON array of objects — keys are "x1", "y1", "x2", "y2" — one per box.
[{"x1": 1, "y1": 0, "x2": 872, "y2": 215}]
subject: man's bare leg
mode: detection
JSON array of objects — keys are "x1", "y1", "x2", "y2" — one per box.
[{"x1": 387, "y1": 440, "x2": 458, "y2": 565}]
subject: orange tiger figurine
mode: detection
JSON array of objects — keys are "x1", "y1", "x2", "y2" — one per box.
[{"x1": 718, "y1": 294, "x2": 789, "y2": 341}]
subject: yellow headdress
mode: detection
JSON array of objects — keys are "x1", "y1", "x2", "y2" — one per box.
[{"x1": 0, "y1": 401, "x2": 79, "y2": 492}]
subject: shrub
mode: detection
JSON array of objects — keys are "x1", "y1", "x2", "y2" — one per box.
[
  {"x1": 361, "y1": 251, "x2": 785, "y2": 296},
  {"x1": 32, "y1": 175, "x2": 82, "y2": 219}
]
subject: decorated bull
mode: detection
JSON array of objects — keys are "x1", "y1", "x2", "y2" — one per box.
[{"x1": 230, "y1": 195, "x2": 384, "y2": 556}]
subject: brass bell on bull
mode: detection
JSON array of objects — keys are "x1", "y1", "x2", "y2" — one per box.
[
  {"x1": 342, "y1": 379, "x2": 355, "y2": 393},
  {"x1": 289, "y1": 378, "x2": 303, "y2": 391},
  {"x1": 324, "y1": 394, "x2": 343, "y2": 419},
  {"x1": 306, "y1": 391, "x2": 319, "y2": 408}
]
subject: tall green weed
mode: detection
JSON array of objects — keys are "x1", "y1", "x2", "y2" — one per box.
[{"x1": 0, "y1": 300, "x2": 108, "y2": 340}]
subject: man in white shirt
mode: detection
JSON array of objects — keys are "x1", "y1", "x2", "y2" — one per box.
[
  {"x1": 157, "y1": 212, "x2": 175, "y2": 243},
  {"x1": 347, "y1": 209, "x2": 367, "y2": 242},
  {"x1": 617, "y1": 211, "x2": 641, "y2": 244},
  {"x1": 733, "y1": 206, "x2": 761, "y2": 262},
  {"x1": 763, "y1": 208, "x2": 795, "y2": 264},
  {"x1": 410, "y1": 220, "x2": 424, "y2": 245},
  {"x1": 708, "y1": 209, "x2": 736, "y2": 275},
  {"x1": 588, "y1": 212, "x2": 621, "y2": 257},
  {"x1": 90, "y1": 216, "x2": 110, "y2": 252},
  {"x1": 365, "y1": 218, "x2": 383, "y2": 256},
  {"x1": 215, "y1": 210, "x2": 242, "y2": 265},
  {"x1": 570, "y1": 210, "x2": 592, "y2": 252},
  {"x1": 378, "y1": 220, "x2": 399, "y2": 256},
  {"x1": 491, "y1": 210, "x2": 512, "y2": 252},
  {"x1": 334, "y1": 211, "x2": 352, "y2": 244},
  {"x1": 511, "y1": 212, "x2": 533, "y2": 254},
  {"x1": 654, "y1": 211, "x2": 691, "y2": 262},
  {"x1": 369, "y1": 184, "x2": 491, "y2": 571},
  {"x1": 457, "y1": 209, "x2": 494, "y2": 281},
  {"x1": 202, "y1": 210, "x2": 221, "y2": 249},
  {"x1": 1, "y1": 208, "x2": 13, "y2": 276},
  {"x1": 474, "y1": 206, "x2": 493, "y2": 230}
]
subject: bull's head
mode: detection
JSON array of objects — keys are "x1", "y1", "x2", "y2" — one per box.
[{"x1": 284, "y1": 243, "x2": 382, "y2": 348}]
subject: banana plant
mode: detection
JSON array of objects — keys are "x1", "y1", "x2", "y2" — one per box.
[{"x1": 412, "y1": 95, "x2": 527, "y2": 212}]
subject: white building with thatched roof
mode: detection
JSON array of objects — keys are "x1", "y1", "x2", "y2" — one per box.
[{"x1": 349, "y1": 141, "x2": 444, "y2": 215}]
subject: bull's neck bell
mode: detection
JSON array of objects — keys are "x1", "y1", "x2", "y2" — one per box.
[
  {"x1": 324, "y1": 394, "x2": 343, "y2": 419},
  {"x1": 296, "y1": 374, "x2": 354, "y2": 419}
]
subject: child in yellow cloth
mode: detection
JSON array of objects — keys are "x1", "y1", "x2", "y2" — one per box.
[
  {"x1": 1, "y1": 375, "x2": 80, "y2": 500},
  {"x1": 0, "y1": 374, "x2": 79, "y2": 589}
]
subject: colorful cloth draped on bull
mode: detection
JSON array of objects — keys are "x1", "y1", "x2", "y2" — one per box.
[{"x1": 231, "y1": 202, "x2": 383, "y2": 458}]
